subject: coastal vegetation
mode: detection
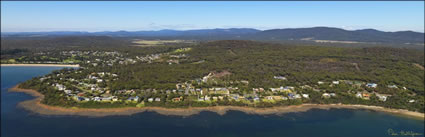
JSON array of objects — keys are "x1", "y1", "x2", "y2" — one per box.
[{"x1": 8, "y1": 40, "x2": 424, "y2": 113}]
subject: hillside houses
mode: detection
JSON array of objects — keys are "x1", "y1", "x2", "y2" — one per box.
[{"x1": 44, "y1": 66, "x2": 405, "y2": 106}]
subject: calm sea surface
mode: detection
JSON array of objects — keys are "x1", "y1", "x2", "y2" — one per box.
[{"x1": 1, "y1": 66, "x2": 424, "y2": 137}]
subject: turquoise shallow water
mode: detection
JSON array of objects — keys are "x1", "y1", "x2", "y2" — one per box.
[{"x1": 1, "y1": 66, "x2": 424, "y2": 137}]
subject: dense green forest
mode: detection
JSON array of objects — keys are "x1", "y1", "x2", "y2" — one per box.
[{"x1": 104, "y1": 40, "x2": 424, "y2": 94}]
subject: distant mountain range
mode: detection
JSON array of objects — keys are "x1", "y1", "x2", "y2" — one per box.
[{"x1": 2, "y1": 27, "x2": 424, "y2": 44}]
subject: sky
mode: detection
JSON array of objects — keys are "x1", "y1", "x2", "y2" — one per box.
[{"x1": 1, "y1": 1, "x2": 424, "y2": 32}]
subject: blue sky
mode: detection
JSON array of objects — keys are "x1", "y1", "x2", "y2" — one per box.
[{"x1": 1, "y1": 1, "x2": 424, "y2": 32}]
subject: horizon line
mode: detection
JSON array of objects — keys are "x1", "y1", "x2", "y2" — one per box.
[{"x1": 1, "y1": 26, "x2": 424, "y2": 33}]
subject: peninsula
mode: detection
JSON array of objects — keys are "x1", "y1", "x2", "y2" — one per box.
[{"x1": 3, "y1": 40, "x2": 424, "y2": 119}]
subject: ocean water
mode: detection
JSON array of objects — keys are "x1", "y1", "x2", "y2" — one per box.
[{"x1": 1, "y1": 66, "x2": 424, "y2": 137}]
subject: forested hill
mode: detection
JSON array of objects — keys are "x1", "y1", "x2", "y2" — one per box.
[
  {"x1": 2, "y1": 27, "x2": 424, "y2": 44},
  {"x1": 1, "y1": 36, "x2": 131, "y2": 50},
  {"x1": 251, "y1": 27, "x2": 424, "y2": 44}
]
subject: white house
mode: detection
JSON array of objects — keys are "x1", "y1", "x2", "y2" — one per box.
[
  {"x1": 273, "y1": 76, "x2": 287, "y2": 80},
  {"x1": 356, "y1": 92, "x2": 363, "y2": 98},
  {"x1": 322, "y1": 93, "x2": 331, "y2": 98},
  {"x1": 376, "y1": 94, "x2": 389, "y2": 102},
  {"x1": 387, "y1": 85, "x2": 398, "y2": 88},
  {"x1": 97, "y1": 79, "x2": 103, "y2": 83},
  {"x1": 366, "y1": 83, "x2": 378, "y2": 88},
  {"x1": 64, "y1": 90, "x2": 72, "y2": 94}
]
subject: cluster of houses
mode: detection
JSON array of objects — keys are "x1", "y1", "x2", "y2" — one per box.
[{"x1": 43, "y1": 65, "x2": 416, "y2": 105}]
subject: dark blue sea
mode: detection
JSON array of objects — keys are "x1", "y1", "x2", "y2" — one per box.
[{"x1": 1, "y1": 66, "x2": 424, "y2": 137}]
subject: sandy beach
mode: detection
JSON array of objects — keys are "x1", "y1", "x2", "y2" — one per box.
[
  {"x1": 8, "y1": 85, "x2": 425, "y2": 119},
  {"x1": 1, "y1": 64, "x2": 80, "y2": 67}
]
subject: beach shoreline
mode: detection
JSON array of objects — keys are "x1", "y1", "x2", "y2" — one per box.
[
  {"x1": 1, "y1": 64, "x2": 80, "y2": 67},
  {"x1": 8, "y1": 85, "x2": 425, "y2": 119}
]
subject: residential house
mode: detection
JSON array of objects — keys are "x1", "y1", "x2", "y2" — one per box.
[
  {"x1": 112, "y1": 96, "x2": 119, "y2": 101},
  {"x1": 387, "y1": 85, "x2": 398, "y2": 89},
  {"x1": 322, "y1": 93, "x2": 331, "y2": 98},
  {"x1": 376, "y1": 94, "x2": 390, "y2": 102},
  {"x1": 362, "y1": 93, "x2": 371, "y2": 99},
  {"x1": 93, "y1": 97, "x2": 101, "y2": 101},
  {"x1": 356, "y1": 92, "x2": 363, "y2": 98},
  {"x1": 204, "y1": 95, "x2": 211, "y2": 101},
  {"x1": 366, "y1": 83, "x2": 378, "y2": 88},
  {"x1": 64, "y1": 90, "x2": 72, "y2": 94},
  {"x1": 294, "y1": 94, "x2": 302, "y2": 99},
  {"x1": 265, "y1": 96, "x2": 274, "y2": 100},
  {"x1": 172, "y1": 98, "x2": 181, "y2": 102},
  {"x1": 127, "y1": 96, "x2": 140, "y2": 102},
  {"x1": 96, "y1": 79, "x2": 103, "y2": 83},
  {"x1": 273, "y1": 76, "x2": 287, "y2": 80}
]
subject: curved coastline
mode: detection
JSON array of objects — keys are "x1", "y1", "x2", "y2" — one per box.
[
  {"x1": 1, "y1": 64, "x2": 80, "y2": 67},
  {"x1": 8, "y1": 85, "x2": 425, "y2": 119}
]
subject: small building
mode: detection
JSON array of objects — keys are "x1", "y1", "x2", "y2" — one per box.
[
  {"x1": 155, "y1": 98, "x2": 161, "y2": 102},
  {"x1": 302, "y1": 94, "x2": 309, "y2": 99},
  {"x1": 265, "y1": 96, "x2": 274, "y2": 100},
  {"x1": 172, "y1": 98, "x2": 181, "y2": 102},
  {"x1": 356, "y1": 92, "x2": 363, "y2": 98},
  {"x1": 148, "y1": 98, "x2": 154, "y2": 102},
  {"x1": 362, "y1": 93, "x2": 370, "y2": 99},
  {"x1": 273, "y1": 76, "x2": 287, "y2": 80},
  {"x1": 387, "y1": 85, "x2": 398, "y2": 89},
  {"x1": 408, "y1": 100, "x2": 415, "y2": 103},
  {"x1": 76, "y1": 97, "x2": 86, "y2": 101},
  {"x1": 94, "y1": 97, "x2": 101, "y2": 101},
  {"x1": 376, "y1": 94, "x2": 390, "y2": 102},
  {"x1": 294, "y1": 94, "x2": 302, "y2": 99},
  {"x1": 322, "y1": 93, "x2": 331, "y2": 98},
  {"x1": 332, "y1": 81, "x2": 340, "y2": 85},
  {"x1": 318, "y1": 81, "x2": 324, "y2": 85},
  {"x1": 64, "y1": 90, "x2": 72, "y2": 94},
  {"x1": 366, "y1": 83, "x2": 378, "y2": 88},
  {"x1": 204, "y1": 95, "x2": 211, "y2": 101},
  {"x1": 253, "y1": 96, "x2": 260, "y2": 101},
  {"x1": 127, "y1": 96, "x2": 139, "y2": 102},
  {"x1": 112, "y1": 96, "x2": 119, "y2": 101}
]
